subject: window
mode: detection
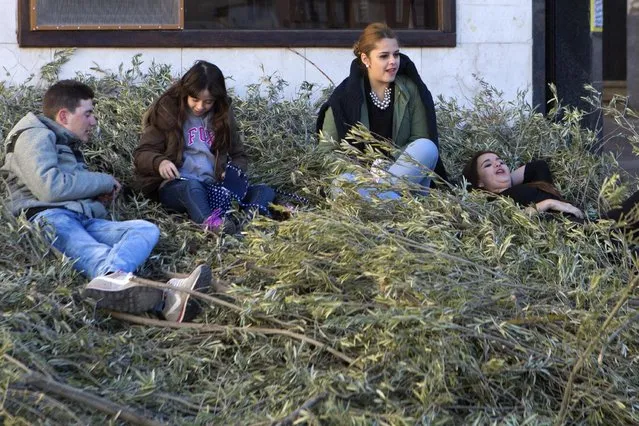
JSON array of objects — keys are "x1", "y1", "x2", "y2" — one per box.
[
  {"x1": 184, "y1": 0, "x2": 439, "y2": 30},
  {"x1": 19, "y1": 0, "x2": 455, "y2": 47},
  {"x1": 30, "y1": 0, "x2": 183, "y2": 30}
]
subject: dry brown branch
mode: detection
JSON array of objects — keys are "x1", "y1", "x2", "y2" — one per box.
[
  {"x1": 244, "y1": 261, "x2": 279, "y2": 276},
  {"x1": 555, "y1": 274, "x2": 639, "y2": 425},
  {"x1": 107, "y1": 312, "x2": 356, "y2": 365},
  {"x1": 130, "y1": 276, "x2": 299, "y2": 329},
  {"x1": 597, "y1": 312, "x2": 639, "y2": 364},
  {"x1": 132, "y1": 276, "x2": 242, "y2": 313},
  {"x1": 271, "y1": 392, "x2": 328, "y2": 426},
  {"x1": 3, "y1": 354, "x2": 165, "y2": 426},
  {"x1": 505, "y1": 314, "x2": 569, "y2": 325}
]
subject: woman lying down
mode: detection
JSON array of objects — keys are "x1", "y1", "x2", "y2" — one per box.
[{"x1": 462, "y1": 151, "x2": 639, "y2": 242}]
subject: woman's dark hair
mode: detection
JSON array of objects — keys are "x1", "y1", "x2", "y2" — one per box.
[
  {"x1": 146, "y1": 60, "x2": 231, "y2": 153},
  {"x1": 462, "y1": 150, "x2": 563, "y2": 198},
  {"x1": 462, "y1": 150, "x2": 495, "y2": 189},
  {"x1": 353, "y1": 23, "x2": 397, "y2": 68}
]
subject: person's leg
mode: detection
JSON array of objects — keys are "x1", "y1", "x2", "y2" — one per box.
[
  {"x1": 84, "y1": 217, "x2": 160, "y2": 276},
  {"x1": 85, "y1": 264, "x2": 211, "y2": 322},
  {"x1": 33, "y1": 209, "x2": 159, "y2": 278},
  {"x1": 33, "y1": 209, "x2": 163, "y2": 313},
  {"x1": 161, "y1": 264, "x2": 212, "y2": 322},
  {"x1": 387, "y1": 138, "x2": 439, "y2": 188},
  {"x1": 159, "y1": 179, "x2": 212, "y2": 224},
  {"x1": 331, "y1": 172, "x2": 401, "y2": 201}
]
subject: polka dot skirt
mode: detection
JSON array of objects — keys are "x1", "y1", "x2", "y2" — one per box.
[
  {"x1": 205, "y1": 163, "x2": 248, "y2": 214},
  {"x1": 206, "y1": 163, "x2": 308, "y2": 219},
  {"x1": 206, "y1": 185, "x2": 233, "y2": 214}
]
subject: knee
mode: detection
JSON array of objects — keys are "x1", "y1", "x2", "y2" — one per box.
[
  {"x1": 133, "y1": 220, "x2": 160, "y2": 245},
  {"x1": 405, "y1": 138, "x2": 438, "y2": 168}
]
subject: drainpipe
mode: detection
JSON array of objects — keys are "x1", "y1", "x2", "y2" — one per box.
[{"x1": 629, "y1": 0, "x2": 639, "y2": 108}]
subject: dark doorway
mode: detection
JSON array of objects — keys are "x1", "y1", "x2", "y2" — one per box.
[
  {"x1": 538, "y1": 0, "x2": 603, "y2": 131},
  {"x1": 603, "y1": 0, "x2": 627, "y2": 81},
  {"x1": 543, "y1": 0, "x2": 601, "y2": 108}
]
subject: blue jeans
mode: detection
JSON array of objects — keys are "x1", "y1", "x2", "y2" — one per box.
[
  {"x1": 387, "y1": 138, "x2": 439, "y2": 188},
  {"x1": 336, "y1": 138, "x2": 439, "y2": 200},
  {"x1": 32, "y1": 208, "x2": 160, "y2": 279},
  {"x1": 159, "y1": 179, "x2": 212, "y2": 224}
]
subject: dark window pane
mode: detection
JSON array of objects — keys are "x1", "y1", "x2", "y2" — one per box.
[
  {"x1": 184, "y1": 0, "x2": 439, "y2": 30},
  {"x1": 34, "y1": 0, "x2": 182, "y2": 29}
]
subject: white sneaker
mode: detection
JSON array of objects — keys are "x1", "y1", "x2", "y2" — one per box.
[
  {"x1": 370, "y1": 158, "x2": 391, "y2": 183},
  {"x1": 162, "y1": 265, "x2": 211, "y2": 322},
  {"x1": 83, "y1": 271, "x2": 163, "y2": 314}
]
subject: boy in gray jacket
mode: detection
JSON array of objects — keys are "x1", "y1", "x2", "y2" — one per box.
[{"x1": 1, "y1": 80, "x2": 209, "y2": 323}]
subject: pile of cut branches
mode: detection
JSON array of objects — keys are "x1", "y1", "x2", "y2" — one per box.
[{"x1": 1, "y1": 53, "x2": 639, "y2": 425}]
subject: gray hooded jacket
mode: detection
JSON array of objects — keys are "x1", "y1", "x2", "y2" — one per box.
[{"x1": 1, "y1": 112, "x2": 116, "y2": 218}]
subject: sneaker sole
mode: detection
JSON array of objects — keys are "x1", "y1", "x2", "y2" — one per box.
[
  {"x1": 83, "y1": 285, "x2": 164, "y2": 314},
  {"x1": 181, "y1": 265, "x2": 212, "y2": 322}
]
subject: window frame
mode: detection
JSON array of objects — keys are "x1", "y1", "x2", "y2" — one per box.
[{"x1": 18, "y1": 0, "x2": 456, "y2": 48}]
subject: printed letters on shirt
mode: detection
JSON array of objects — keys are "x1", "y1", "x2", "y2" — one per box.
[{"x1": 187, "y1": 125, "x2": 214, "y2": 147}]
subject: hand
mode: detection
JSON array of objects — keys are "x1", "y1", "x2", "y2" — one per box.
[
  {"x1": 112, "y1": 178, "x2": 122, "y2": 197},
  {"x1": 97, "y1": 191, "x2": 114, "y2": 205},
  {"x1": 535, "y1": 199, "x2": 584, "y2": 219},
  {"x1": 98, "y1": 178, "x2": 122, "y2": 205},
  {"x1": 158, "y1": 160, "x2": 180, "y2": 180}
]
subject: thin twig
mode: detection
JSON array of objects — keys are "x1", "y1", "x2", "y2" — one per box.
[
  {"x1": 6, "y1": 387, "x2": 82, "y2": 424},
  {"x1": 164, "y1": 270, "x2": 233, "y2": 293},
  {"x1": 554, "y1": 274, "x2": 639, "y2": 426},
  {"x1": 214, "y1": 259, "x2": 245, "y2": 278},
  {"x1": 505, "y1": 314, "x2": 569, "y2": 326},
  {"x1": 154, "y1": 392, "x2": 208, "y2": 414},
  {"x1": 3, "y1": 354, "x2": 165, "y2": 426},
  {"x1": 597, "y1": 312, "x2": 639, "y2": 365},
  {"x1": 107, "y1": 312, "x2": 356, "y2": 365},
  {"x1": 4, "y1": 353, "x2": 30, "y2": 373},
  {"x1": 378, "y1": 226, "x2": 522, "y2": 286},
  {"x1": 133, "y1": 276, "x2": 242, "y2": 313},
  {"x1": 130, "y1": 277, "x2": 298, "y2": 329},
  {"x1": 244, "y1": 262, "x2": 279, "y2": 276},
  {"x1": 272, "y1": 392, "x2": 328, "y2": 426},
  {"x1": 286, "y1": 48, "x2": 334, "y2": 86}
]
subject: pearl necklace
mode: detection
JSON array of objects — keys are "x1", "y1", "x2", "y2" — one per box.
[{"x1": 369, "y1": 86, "x2": 392, "y2": 110}]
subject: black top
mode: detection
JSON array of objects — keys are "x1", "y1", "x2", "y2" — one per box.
[
  {"x1": 501, "y1": 160, "x2": 560, "y2": 206},
  {"x1": 364, "y1": 77, "x2": 394, "y2": 141},
  {"x1": 499, "y1": 160, "x2": 639, "y2": 232}
]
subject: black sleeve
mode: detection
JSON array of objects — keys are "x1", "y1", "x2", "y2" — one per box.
[{"x1": 523, "y1": 160, "x2": 554, "y2": 184}]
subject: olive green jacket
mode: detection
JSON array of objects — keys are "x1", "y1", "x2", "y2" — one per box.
[{"x1": 320, "y1": 75, "x2": 428, "y2": 150}]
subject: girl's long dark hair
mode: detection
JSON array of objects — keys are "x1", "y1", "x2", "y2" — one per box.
[
  {"x1": 146, "y1": 60, "x2": 231, "y2": 153},
  {"x1": 462, "y1": 150, "x2": 563, "y2": 198}
]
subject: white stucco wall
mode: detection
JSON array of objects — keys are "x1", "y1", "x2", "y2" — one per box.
[{"x1": 0, "y1": 0, "x2": 531, "y2": 105}]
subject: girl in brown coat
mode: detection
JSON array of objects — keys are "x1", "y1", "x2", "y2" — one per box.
[{"x1": 133, "y1": 61, "x2": 248, "y2": 230}]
